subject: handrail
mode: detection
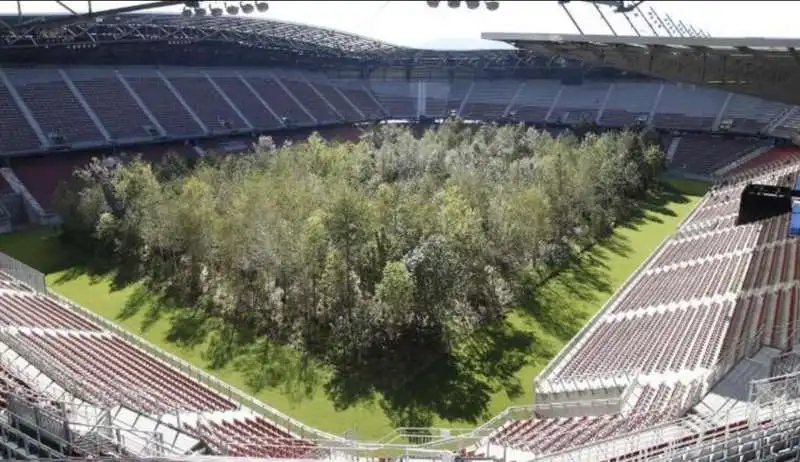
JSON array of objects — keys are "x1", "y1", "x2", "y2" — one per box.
[
  {"x1": 537, "y1": 369, "x2": 640, "y2": 396},
  {"x1": 0, "y1": 252, "x2": 46, "y2": 294},
  {"x1": 527, "y1": 321, "x2": 774, "y2": 461},
  {"x1": 470, "y1": 405, "x2": 536, "y2": 439}
]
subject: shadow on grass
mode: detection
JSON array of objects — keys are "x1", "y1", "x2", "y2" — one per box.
[
  {"x1": 619, "y1": 181, "x2": 693, "y2": 231},
  {"x1": 112, "y1": 281, "x2": 536, "y2": 428},
  {"x1": 516, "y1": 178, "x2": 703, "y2": 344},
  {"x1": 54, "y1": 252, "x2": 141, "y2": 292},
  {"x1": 0, "y1": 229, "x2": 79, "y2": 275}
]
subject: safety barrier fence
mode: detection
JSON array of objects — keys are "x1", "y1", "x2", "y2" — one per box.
[{"x1": 0, "y1": 252, "x2": 46, "y2": 294}]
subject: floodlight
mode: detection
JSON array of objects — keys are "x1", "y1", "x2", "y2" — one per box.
[
  {"x1": 256, "y1": 2, "x2": 269, "y2": 12},
  {"x1": 447, "y1": 1, "x2": 460, "y2": 8},
  {"x1": 226, "y1": 4, "x2": 239, "y2": 14},
  {"x1": 426, "y1": 0, "x2": 440, "y2": 6},
  {"x1": 211, "y1": 7, "x2": 223, "y2": 17},
  {"x1": 485, "y1": 1, "x2": 499, "y2": 10},
  {"x1": 181, "y1": 7, "x2": 193, "y2": 17},
  {"x1": 194, "y1": 7, "x2": 207, "y2": 16},
  {"x1": 465, "y1": 1, "x2": 480, "y2": 8},
  {"x1": 241, "y1": 2, "x2": 255, "y2": 14}
]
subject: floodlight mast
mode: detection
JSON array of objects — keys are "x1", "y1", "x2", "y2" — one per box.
[
  {"x1": 557, "y1": 0, "x2": 711, "y2": 38},
  {"x1": 426, "y1": 1, "x2": 501, "y2": 11},
  {"x1": 558, "y1": 0, "x2": 645, "y2": 13},
  {"x1": 12, "y1": 1, "x2": 272, "y2": 25}
]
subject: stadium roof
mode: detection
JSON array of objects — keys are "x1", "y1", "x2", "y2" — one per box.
[
  {"x1": 0, "y1": 13, "x2": 549, "y2": 68},
  {"x1": 0, "y1": 13, "x2": 401, "y2": 56},
  {"x1": 481, "y1": 32, "x2": 800, "y2": 106}
]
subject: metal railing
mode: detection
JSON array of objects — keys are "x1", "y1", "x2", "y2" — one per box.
[
  {"x1": 504, "y1": 321, "x2": 771, "y2": 462},
  {"x1": 537, "y1": 368, "x2": 640, "y2": 396},
  {"x1": 0, "y1": 252, "x2": 46, "y2": 294},
  {"x1": 0, "y1": 327, "x2": 195, "y2": 417}
]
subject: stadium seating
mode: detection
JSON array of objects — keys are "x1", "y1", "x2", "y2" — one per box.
[
  {"x1": 121, "y1": 71, "x2": 206, "y2": 137},
  {"x1": 371, "y1": 79, "x2": 417, "y2": 119},
  {"x1": 669, "y1": 135, "x2": 768, "y2": 176},
  {"x1": 507, "y1": 80, "x2": 562, "y2": 123},
  {"x1": 333, "y1": 80, "x2": 386, "y2": 120},
  {"x1": 554, "y1": 302, "x2": 731, "y2": 378},
  {"x1": 0, "y1": 81, "x2": 42, "y2": 153},
  {"x1": 5, "y1": 60, "x2": 800, "y2": 460},
  {"x1": 15, "y1": 331, "x2": 236, "y2": 413},
  {"x1": 720, "y1": 94, "x2": 786, "y2": 134},
  {"x1": 165, "y1": 73, "x2": 248, "y2": 133},
  {"x1": 303, "y1": 75, "x2": 363, "y2": 122},
  {"x1": 276, "y1": 71, "x2": 341, "y2": 124},
  {"x1": 242, "y1": 73, "x2": 316, "y2": 127},
  {"x1": 0, "y1": 292, "x2": 99, "y2": 331},
  {"x1": 66, "y1": 68, "x2": 158, "y2": 142},
  {"x1": 184, "y1": 416, "x2": 318, "y2": 458},
  {"x1": 5, "y1": 69, "x2": 105, "y2": 146},
  {"x1": 490, "y1": 380, "x2": 703, "y2": 455},
  {"x1": 469, "y1": 148, "x2": 800, "y2": 460},
  {"x1": 0, "y1": 238, "x2": 328, "y2": 459},
  {"x1": 460, "y1": 80, "x2": 519, "y2": 120},
  {"x1": 210, "y1": 74, "x2": 284, "y2": 131},
  {"x1": 549, "y1": 82, "x2": 609, "y2": 124},
  {"x1": 599, "y1": 82, "x2": 659, "y2": 126},
  {"x1": 651, "y1": 84, "x2": 727, "y2": 131}
]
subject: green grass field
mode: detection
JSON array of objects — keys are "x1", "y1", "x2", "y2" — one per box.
[{"x1": 0, "y1": 178, "x2": 709, "y2": 440}]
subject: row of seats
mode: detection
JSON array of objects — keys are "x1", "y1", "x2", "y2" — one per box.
[
  {"x1": 15, "y1": 331, "x2": 235, "y2": 414},
  {"x1": 0, "y1": 67, "x2": 796, "y2": 157},
  {"x1": 490, "y1": 380, "x2": 702, "y2": 456},
  {"x1": 506, "y1": 148, "x2": 800, "y2": 460},
  {"x1": 650, "y1": 225, "x2": 759, "y2": 269},
  {"x1": 727, "y1": 287, "x2": 799, "y2": 357},
  {"x1": 184, "y1": 417, "x2": 318, "y2": 459},
  {"x1": 542, "y1": 149, "x2": 800, "y2": 385},
  {"x1": 683, "y1": 196, "x2": 742, "y2": 229},
  {"x1": 613, "y1": 255, "x2": 748, "y2": 313},
  {"x1": 556, "y1": 302, "x2": 731, "y2": 378},
  {"x1": 669, "y1": 136, "x2": 768, "y2": 176},
  {"x1": 741, "y1": 237, "x2": 799, "y2": 291},
  {"x1": 0, "y1": 68, "x2": 384, "y2": 151},
  {"x1": 0, "y1": 362, "x2": 42, "y2": 409},
  {"x1": 727, "y1": 148, "x2": 800, "y2": 178},
  {"x1": 0, "y1": 292, "x2": 98, "y2": 331},
  {"x1": 607, "y1": 418, "x2": 765, "y2": 462},
  {"x1": 0, "y1": 269, "x2": 319, "y2": 458}
]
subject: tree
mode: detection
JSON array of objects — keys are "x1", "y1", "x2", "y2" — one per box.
[{"x1": 55, "y1": 119, "x2": 665, "y2": 427}]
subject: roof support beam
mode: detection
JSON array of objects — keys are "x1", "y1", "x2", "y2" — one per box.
[{"x1": 490, "y1": 33, "x2": 800, "y2": 106}]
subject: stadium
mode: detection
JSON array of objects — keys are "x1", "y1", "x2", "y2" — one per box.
[{"x1": 0, "y1": 0, "x2": 797, "y2": 461}]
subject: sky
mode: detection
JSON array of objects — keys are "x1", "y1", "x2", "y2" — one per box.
[{"x1": 0, "y1": 1, "x2": 797, "y2": 50}]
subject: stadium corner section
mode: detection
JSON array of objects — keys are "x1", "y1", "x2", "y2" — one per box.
[
  {"x1": 465, "y1": 147, "x2": 800, "y2": 462},
  {"x1": 0, "y1": 244, "x2": 466, "y2": 461}
]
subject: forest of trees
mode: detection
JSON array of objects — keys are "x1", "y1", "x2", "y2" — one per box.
[{"x1": 56, "y1": 120, "x2": 665, "y2": 427}]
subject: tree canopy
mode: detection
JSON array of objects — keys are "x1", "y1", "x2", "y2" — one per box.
[{"x1": 56, "y1": 120, "x2": 665, "y2": 428}]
